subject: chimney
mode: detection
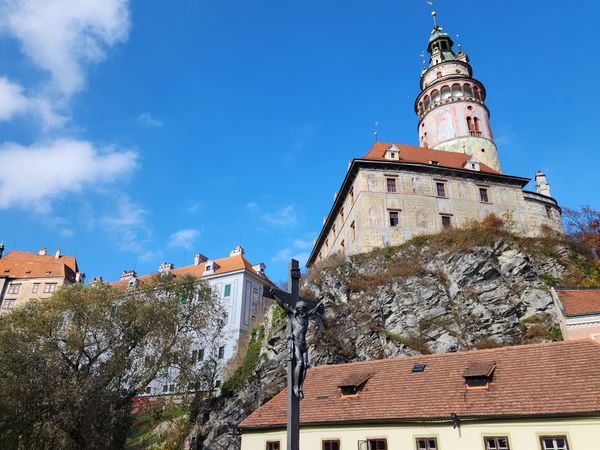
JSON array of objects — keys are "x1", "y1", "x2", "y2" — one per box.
[
  {"x1": 158, "y1": 262, "x2": 174, "y2": 275},
  {"x1": 55, "y1": 249, "x2": 61, "y2": 259},
  {"x1": 38, "y1": 247, "x2": 47, "y2": 256},
  {"x1": 229, "y1": 246, "x2": 245, "y2": 257},
  {"x1": 0, "y1": 242, "x2": 4, "y2": 259},
  {"x1": 252, "y1": 263, "x2": 266, "y2": 276},
  {"x1": 120, "y1": 270, "x2": 137, "y2": 281},
  {"x1": 194, "y1": 253, "x2": 208, "y2": 266},
  {"x1": 535, "y1": 171, "x2": 551, "y2": 197},
  {"x1": 75, "y1": 272, "x2": 85, "y2": 284},
  {"x1": 90, "y1": 276, "x2": 104, "y2": 286}
]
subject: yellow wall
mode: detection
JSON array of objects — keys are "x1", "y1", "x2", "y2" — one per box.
[
  {"x1": 241, "y1": 417, "x2": 600, "y2": 450},
  {"x1": 0, "y1": 277, "x2": 68, "y2": 312}
]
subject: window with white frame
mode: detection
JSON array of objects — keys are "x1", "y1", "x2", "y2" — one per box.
[
  {"x1": 484, "y1": 436, "x2": 510, "y2": 450},
  {"x1": 7, "y1": 283, "x2": 20, "y2": 294},
  {"x1": 540, "y1": 436, "x2": 569, "y2": 450},
  {"x1": 43, "y1": 283, "x2": 57, "y2": 293},
  {"x1": 1, "y1": 299, "x2": 16, "y2": 310},
  {"x1": 32, "y1": 283, "x2": 40, "y2": 293},
  {"x1": 223, "y1": 284, "x2": 232, "y2": 297}
]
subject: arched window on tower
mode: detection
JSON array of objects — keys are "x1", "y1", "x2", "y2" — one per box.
[
  {"x1": 431, "y1": 89, "x2": 440, "y2": 104},
  {"x1": 473, "y1": 86, "x2": 481, "y2": 100},
  {"x1": 463, "y1": 84, "x2": 473, "y2": 97},
  {"x1": 474, "y1": 117, "x2": 481, "y2": 133},
  {"x1": 423, "y1": 95, "x2": 431, "y2": 110},
  {"x1": 421, "y1": 132, "x2": 428, "y2": 147},
  {"x1": 452, "y1": 83, "x2": 463, "y2": 97},
  {"x1": 440, "y1": 86, "x2": 451, "y2": 100},
  {"x1": 466, "y1": 116, "x2": 474, "y2": 133},
  {"x1": 418, "y1": 102, "x2": 423, "y2": 115}
]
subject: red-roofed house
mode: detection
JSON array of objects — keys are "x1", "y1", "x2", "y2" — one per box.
[
  {"x1": 552, "y1": 287, "x2": 600, "y2": 341},
  {"x1": 306, "y1": 16, "x2": 562, "y2": 267},
  {"x1": 0, "y1": 246, "x2": 84, "y2": 312},
  {"x1": 240, "y1": 341, "x2": 600, "y2": 450},
  {"x1": 111, "y1": 246, "x2": 274, "y2": 396}
]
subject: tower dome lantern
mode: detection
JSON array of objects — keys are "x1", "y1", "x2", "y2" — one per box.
[{"x1": 415, "y1": 12, "x2": 501, "y2": 172}]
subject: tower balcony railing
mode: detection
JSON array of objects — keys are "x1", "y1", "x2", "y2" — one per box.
[
  {"x1": 469, "y1": 131, "x2": 482, "y2": 137},
  {"x1": 417, "y1": 95, "x2": 485, "y2": 120}
]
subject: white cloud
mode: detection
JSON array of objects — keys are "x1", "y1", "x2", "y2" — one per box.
[
  {"x1": 186, "y1": 201, "x2": 204, "y2": 214},
  {"x1": 0, "y1": 76, "x2": 67, "y2": 127},
  {"x1": 0, "y1": 77, "x2": 29, "y2": 120},
  {"x1": 137, "y1": 112, "x2": 163, "y2": 128},
  {"x1": 0, "y1": 138, "x2": 138, "y2": 210},
  {"x1": 245, "y1": 201, "x2": 258, "y2": 211},
  {"x1": 293, "y1": 238, "x2": 313, "y2": 250},
  {"x1": 101, "y1": 196, "x2": 149, "y2": 253},
  {"x1": 262, "y1": 205, "x2": 298, "y2": 227},
  {"x1": 168, "y1": 229, "x2": 200, "y2": 251},
  {"x1": 272, "y1": 248, "x2": 309, "y2": 267},
  {"x1": 0, "y1": 0, "x2": 130, "y2": 96}
]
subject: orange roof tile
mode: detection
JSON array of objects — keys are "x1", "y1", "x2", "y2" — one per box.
[
  {"x1": 111, "y1": 254, "x2": 274, "y2": 287},
  {"x1": 556, "y1": 289, "x2": 600, "y2": 316},
  {"x1": 239, "y1": 340, "x2": 600, "y2": 429},
  {"x1": 361, "y1": 142, "x2": 502, "y2": 174},
  {"x1": 0, "y1": 250, "x2": 79, "y2": 282}
]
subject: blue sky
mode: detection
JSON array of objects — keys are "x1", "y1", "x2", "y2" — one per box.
[{"x1": 0, "y1": 0, "x2": 598, "y2": 284}]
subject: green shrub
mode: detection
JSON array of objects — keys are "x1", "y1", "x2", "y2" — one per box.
[{"x1": 221, "y1": 325, "x2": 265, "y2": 396}]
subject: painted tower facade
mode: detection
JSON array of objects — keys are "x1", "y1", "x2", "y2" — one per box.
[{"x1": 415, "y1": 12, "x2": 500, "y2": 172}]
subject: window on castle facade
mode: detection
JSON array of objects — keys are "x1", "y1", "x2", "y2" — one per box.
[
  {"x1": 218, "y1": 346, "x2": 225, "y2": 359},
  {"x1": 546, "y1": 206, "x2": 553, "y2": 219},
  {"x1": 266, "y1": 442, "x2": 280, "y2": 450},
  {"x1": 32, "y1": 283, "x2": 40, "y2": 293},
  {"x1": 441, "y1": 215, "x2": 452, "y2": 229},
  {"x1": 350, "y1": 221, "x2": 356, "y2": 240},
  {"x1": 350, "y1": 186, "x2": 355, "y2": 203},
  {"x1": 479, "y1": 187, "x2": 490, "y2": 203},
  {"x1": 43, "y1": 283, "x2": 57, "y2": 293},
  {"x1": 340, "y1": 240, "x2": 345, "y2": 255},
  {"x1": 436, "y1": 182, "x2": 447, "y2": 198},
  {"x1": 386, "y1": 178, "x2": 397, "y2": 193},
  {"x1": 367, "y1": 439, "x2": 387, "y2": 450},
  {"x1": 389, "y1": 211, "x2": 400, "y2": 227},
  {"x1": 1, "y1": 299, "x2": 16, "y2": 310},
  {"x1": 340, "y1": 207, "x2": 345, "y2": 222},
  {"x1": 223, "y1": 284, "x2": 231, "y2": 297}
]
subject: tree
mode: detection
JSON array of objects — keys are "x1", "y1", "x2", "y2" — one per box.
[
  {"x1": 563, "y1": 205, "x2": 600, "y2": 257},
  {"x1": 0, "y1": 274, "x2": 224, "y2": 449}
]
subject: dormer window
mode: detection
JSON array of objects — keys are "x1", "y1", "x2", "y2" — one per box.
[
  {"x1": 464, "y1": 157, "x2": 481, "y2": 172},
  {"x1": 385, "y1": 145, "x2": 400, "y2": 160},
  {"x1": 338, "y1": 372, "x2": 371, "y2": 397},
  {"x1": 203, "y1": 260, "x2": 218, "y2": 275},
  {"x1": 429, "y1": 160, "x2": 439, "y2": 166},
  {"x1": 464, "y1": 361, "x2": 495, "y2": 389}
]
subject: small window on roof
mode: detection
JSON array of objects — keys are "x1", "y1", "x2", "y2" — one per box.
[
  {"x1": 464, "y1": 361, "x2": 496, "y2": 389},
  {"x1": 412, "y1": 363, "x2": 426, "y2": 373},
  {"x1": 338, "y1": 372, "x2": 372, "y2": 396}
]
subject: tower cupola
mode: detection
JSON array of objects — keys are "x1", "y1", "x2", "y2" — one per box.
[{"x1": 415, "y1": 12, "x2": 501, "y2": 172}]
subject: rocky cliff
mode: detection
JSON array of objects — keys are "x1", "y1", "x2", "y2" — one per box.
[{"x1": 189, "y1": 226, "x2": 599, "y2": 449}]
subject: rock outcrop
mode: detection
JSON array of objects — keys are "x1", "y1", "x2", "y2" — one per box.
[{"x1": 189, "y1": 231, "x2": 597, "y2": 449}]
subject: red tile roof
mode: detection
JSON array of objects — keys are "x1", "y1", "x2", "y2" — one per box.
[
  {"x1": 0, "y1": 250, "x2": 79, "y2": 282},
  {"x1": 111, "y1": 254, "x2": 274, "y2": 287},
  {"x1": 239, "y1": 340, "x2": 600, "y2": 429},
  {"x1": 361, "y1": 142, "x2": 502, "y2": 175},
  {"x1": 556, "y1": 289, "x2": 600, "y2": 316}
]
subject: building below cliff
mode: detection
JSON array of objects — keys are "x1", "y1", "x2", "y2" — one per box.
[
  {"x1": 239, "y1": 340, "x2": 600, "y2": 450},
  {"x1": 307, "y1": 13, "x2": 562, "y2": 267}
]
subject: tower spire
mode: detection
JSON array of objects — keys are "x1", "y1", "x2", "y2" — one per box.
[{"x1": 431, "y1": 11, "x2": 438, "y2": 30}]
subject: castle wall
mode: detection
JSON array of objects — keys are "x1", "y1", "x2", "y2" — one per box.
[{"x1": 314, "y1": 168, "x2": 562, "y2": 263}]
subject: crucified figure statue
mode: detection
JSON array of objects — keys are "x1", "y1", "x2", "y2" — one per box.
[{"x1": 274, "y1": 296, "x2": 324, "y2": 400}]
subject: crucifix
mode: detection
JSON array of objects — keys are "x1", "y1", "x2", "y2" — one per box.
[{"x1": 266, "y1": 259, "x2": 324, "y2": 450}]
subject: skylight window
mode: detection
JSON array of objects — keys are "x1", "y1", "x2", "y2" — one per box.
[{"x1": 411, "y1": 363, "x2": 426, "y2": 373}]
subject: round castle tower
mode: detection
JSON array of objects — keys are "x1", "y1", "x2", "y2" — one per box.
[{"x1": 415, "y1": 12, "x2": 501, "y2": 172}]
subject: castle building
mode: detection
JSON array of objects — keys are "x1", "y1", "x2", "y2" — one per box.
[
  {"x1": 0, "y1": 245, "x2": 84, "y2": 313},
  {"x1": 307, "y1": 14, "x2": 562, "y2": 267},
  {"x1": 111, "y1": 246, "x2": 273, "y2": 395}
]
